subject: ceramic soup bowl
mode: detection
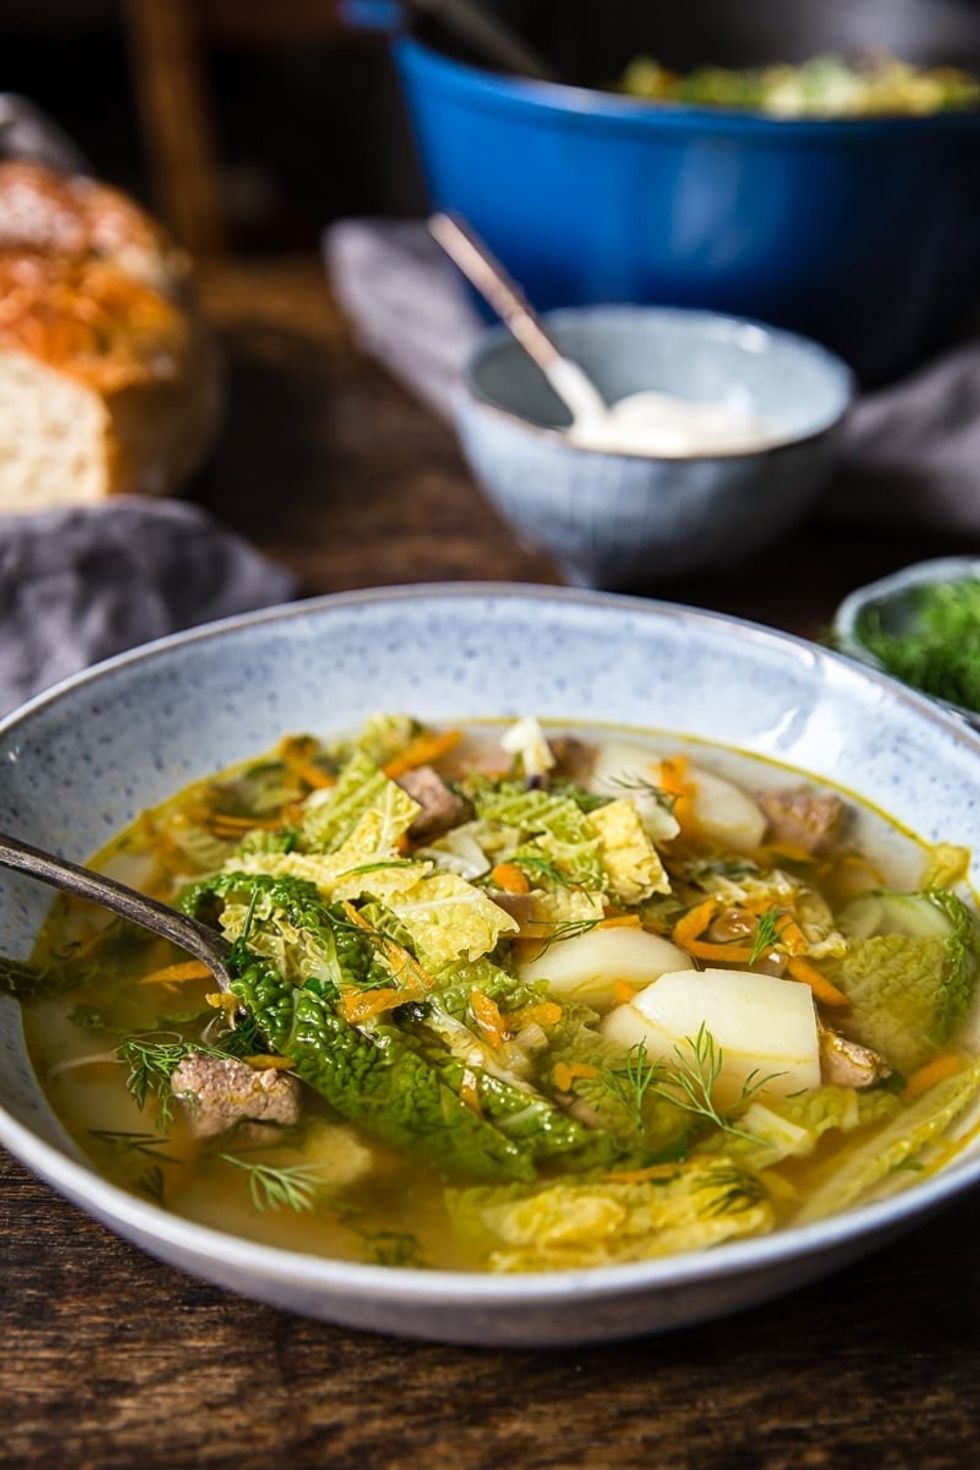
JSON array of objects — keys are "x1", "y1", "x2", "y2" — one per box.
[{"x1": 1, "y1": 585, "x2": 978, "y2": 1346}]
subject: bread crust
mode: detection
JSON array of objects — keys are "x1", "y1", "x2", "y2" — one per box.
[
  {"x1": 0, "y1": 251, "x2": 221, "y2": 498},
  {"x1": 0, "y1": 161, "x2": 189, "y2": 294}
]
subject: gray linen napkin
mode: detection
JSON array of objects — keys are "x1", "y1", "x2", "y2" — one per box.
[
  {"x1": 326, "y1": 218, "x2": 980, "y2": 534},
  {"x1": 0, "y1": 498, "x2": 298, "y2": 717}
]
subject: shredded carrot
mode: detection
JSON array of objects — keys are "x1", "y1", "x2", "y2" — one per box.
[
  {"x1": 206, "y1": 992, "x2": 239, "y2": 1012},
  {"x1": 552, "y1": 1061, "x2": 599, "y2": 1091},
  {"x1": 672, "y1": 898, "x2": 718, "y2": 948},
  {"x1": 612, "y1": 980, "x2": 636, "y2": 1006},
  {"x1": 785, "y1": 956, "x2": 850, "y2": 1008},
  {"x1": 139, "y1": 960, "x2": 213, "y2": 987},
  {"x1": 598, "y1": 914, "x2": 642, "y2": 930},
  {"x1": 341, "y1": 987, "x2": 405, "y2": 1023},
  {"x1": 684, "y1": 940, "x2": 755, "y2": 963},
  {"x1": 244, "y1": 1055, "x2": 293, "y2": 1071},
  {"x1": 491, "y1": 862, "x2": 530, "y2": 895},
  {"x1": 659, "y1": 756, "x2": 697, "y2": 834},
  {"x1": 904, "y1": 1053, "x2": 964, "y2": 1100},
  {"x1": 282, "y1": 752, "x2": 335, "y2": 790},
  {"x1": 383, "y1": 729, "x2": 462, "y2": 779},
  {"x1": 470, "y1": 989, "x2": 506, "y2": 1047},
  {"x1": 502, "y1": 1001, "x2": 563, "y2": 1030},
  {"x1": 774, "y1": 912, "x2": 808, "y2": 955},
  {"x1": 459, "y1": 1069, "x2": 482, "y2": 1114},
  {"x1": 395, "y1": 832, "x2": 412, "y2": 857}
]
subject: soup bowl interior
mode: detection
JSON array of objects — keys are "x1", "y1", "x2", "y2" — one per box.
[{"x1": 1, "y1": 585, "x2": 979, "y2": 1345}]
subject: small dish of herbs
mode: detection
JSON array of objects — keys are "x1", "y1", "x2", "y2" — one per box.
[{"x1": 834, "y1": 558, "x2": 980, "y2": 722}]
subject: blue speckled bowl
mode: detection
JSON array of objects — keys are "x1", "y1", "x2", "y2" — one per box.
[
  {"x1": 1, "y1": 585, "x2": 978, "y2": 1346},
  {"x1": 455, "y1": 307, "x2": 854, "y2": 588}
]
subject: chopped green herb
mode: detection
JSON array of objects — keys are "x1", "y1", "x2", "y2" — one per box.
[
  {"x1": 218, "y1": 1154, "x2": 328, "y2": 1213},
  {"x1": 858, "y1": 581, "x2": 980, "y2": 713}
]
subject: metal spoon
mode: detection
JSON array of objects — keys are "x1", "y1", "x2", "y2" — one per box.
[
  {"x1": 428, "y1": 211, "x2": 609, "y2": 423},
  {"x1": 405, "y1": 1, "x2": 559, "y2": 83},
  {"x1": 0, "y1": 830, "x2": 233, "y2": 990}
]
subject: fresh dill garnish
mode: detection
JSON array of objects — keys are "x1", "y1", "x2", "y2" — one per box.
[
  {"x1": 117, "y1": 1033, "x2": 236, "y2": 1128},
  {"x1": 597, "y1": 1042, "x2": 658, "y2": 1134},
  {"x1": 511, "y1": 853, "x2": 584, "y2": 890},
  {"x1": 135, "y1": 1163, "x2": 166, "y2": 1204},
  {"x1": 696, "y1": 1164, "x2": 769, "y2": 1217},
  {"x1": 336, "y1": 1210, "x2": 426, "y2": 1266},
  {"x1": 647, "y1": 1023, "x2": 782, "y2": 1145},
  {"x1": 857, "y1": 580, "x2": 980, "y2": 713},
  {"x1": 530, "y1": 918, "x2": 601, "y2": 955},
  {"x1": 336, "y1": 860, "x2": 417, "y2": 878},
  {"x1": 607, "y1": 775, "x2": 677, "y2": 811},
  {"x1": 218, "y1": 1154, "x2": 327, "y2": 1213},
  {"x1": 88, "y1": 1128, "x2": 179, "y2": 1163},
  {"x1": 747, "y1": 906, "x2": 787, "y2": 966}
]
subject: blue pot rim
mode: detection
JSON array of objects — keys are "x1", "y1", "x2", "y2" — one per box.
[
  {"x1": 459, "y1": 305, "x2": 856, "y2": 463},
  {"x1": 396, "y1": 35, "x2": 980, "y2": 141}
]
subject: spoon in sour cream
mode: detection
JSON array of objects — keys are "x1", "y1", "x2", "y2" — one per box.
[{"x1": 429, "y1": 211, "x2": 773, "y2": 458}]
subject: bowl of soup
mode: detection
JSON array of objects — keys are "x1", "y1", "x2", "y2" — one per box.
[{"x1": 1, "y1": 585, "x2": 979, "y2": 1345}]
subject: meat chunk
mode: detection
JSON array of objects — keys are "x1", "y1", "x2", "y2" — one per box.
[
  {"x1": 819, "y1": 1025, "x2": 891, "y2": 1089},
  {"x1": 757, "y1": 786, "x2": 846, "y2": 856},
  {"x1": 171, "y1": 1052, "x2": 301, "y2": 1139},
  {"x1": 396, "y1": 764, "x2": 472, "y2": 841},
  {"x1": 548, "y1": 735, "x2": 596, "y2": 785}
]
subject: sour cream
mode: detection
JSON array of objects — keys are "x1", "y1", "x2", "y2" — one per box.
[{"x1": 566, "y1": 389, "x2": 776, "y2": 457}]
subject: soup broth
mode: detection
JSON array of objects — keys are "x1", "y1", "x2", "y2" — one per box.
[{"x1": 13, "y1": 716, "x2": 980, "y2": 1274}]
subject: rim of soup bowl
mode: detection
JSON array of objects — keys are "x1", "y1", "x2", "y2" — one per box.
[
  {"x1": 1, "y1": 582, "x2": 978, "y2": 1311},
  {"x1": 459, "y1": 306, "x2": 856, "y2": 465}
]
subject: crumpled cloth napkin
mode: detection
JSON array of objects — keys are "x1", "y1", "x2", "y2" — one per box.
[
  {"x1": 0, "y1": 498, "x2": 299, "y2": 717},
  {"x1": 327, "y1": 218, "x2": 980, "y2": 535}
]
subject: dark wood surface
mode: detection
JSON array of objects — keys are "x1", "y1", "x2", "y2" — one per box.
[{"x1": 2, "y1": 257, "x2": 978, "y2": 1470}]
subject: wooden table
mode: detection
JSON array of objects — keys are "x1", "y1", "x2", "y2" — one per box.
[{"x1": 2, "y1": 257, "x2": 978, "y2": 1469}]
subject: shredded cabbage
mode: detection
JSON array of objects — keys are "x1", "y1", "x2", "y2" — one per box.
[
  {"x1": 300, "y1": 751, "x2": 419, "y2": 853},
  {"x1": 794, "y1": 1059, "x2": 980, "y2": 1224},
  {"x1": 589, "y1": 798, "x2": 671, "y2": 903},
  {"x1": 447, "y1": 1157, "x2": 773, "y2": 1271}
]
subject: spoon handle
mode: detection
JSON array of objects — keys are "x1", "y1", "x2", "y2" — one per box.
[
  {"x1": 0, "y1": 830, "x2": 232, "y2": 987},
  {"x1": 429, "y1": 212, "x2": 608, "y2": 421}
]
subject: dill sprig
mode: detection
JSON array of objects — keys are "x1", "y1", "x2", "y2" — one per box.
[
  {"x1": 597, "y1": 1042, "x2": 658, "y2": 1134},
  {"x1": 136, "y1": 1164, "x2": 166, "y2": 1205},
  {"x1": 696, "y1": 1164, "x2": 769, "y2": 1217},
  {"x1": 117, "y1": 1033, "x2": 237, "y2": 1128},
  {"x1": 747, "y1": 906, "x2": 787, "y2": 966},
  {"x1": 511, "y1": 853, "x2": 584, "y2": 890},
  {"x1": 336, "y1": 860, "x2": 417, "y2": 878},
  {"x1": 647, "y1": 1024, "x2": 783, "y2": 1145},
  {"x1": 858, "y1": 580, "x2": 980, "y2": 713},
  {"x1": 529, "y1": 918, "x2": 601, "y2": 955},
  {"x1": 88, "y1": 1128, "x2": 179, "y2": 1163},
  {"x1": 218, "y1": 1154, "x2": 328, "y2": 1213}
]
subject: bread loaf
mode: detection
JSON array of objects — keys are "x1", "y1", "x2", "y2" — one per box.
[{"x1": 0, "y1": 162, "x2": 219, "y2": 512}]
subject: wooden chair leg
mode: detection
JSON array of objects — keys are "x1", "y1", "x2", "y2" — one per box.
[{"x1": 121, "y1": 0, "x2": 226, "y2": 255}]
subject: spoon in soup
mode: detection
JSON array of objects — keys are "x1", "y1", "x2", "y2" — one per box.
[{"x1": 0, "y1": 830, "x2": 234, "y2": 990}]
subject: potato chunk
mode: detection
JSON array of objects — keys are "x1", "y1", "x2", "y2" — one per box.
[
  {"x1": 518, "y1": 927, "x2": 693, "y2": 1012},
  {"x1": 601, "y1": 968, "x2": 820, "y2": 1105}
]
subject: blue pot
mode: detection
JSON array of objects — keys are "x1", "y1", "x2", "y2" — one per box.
[{"x1": 396, "y1": 36, "x2": 980, "y2": 384}]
